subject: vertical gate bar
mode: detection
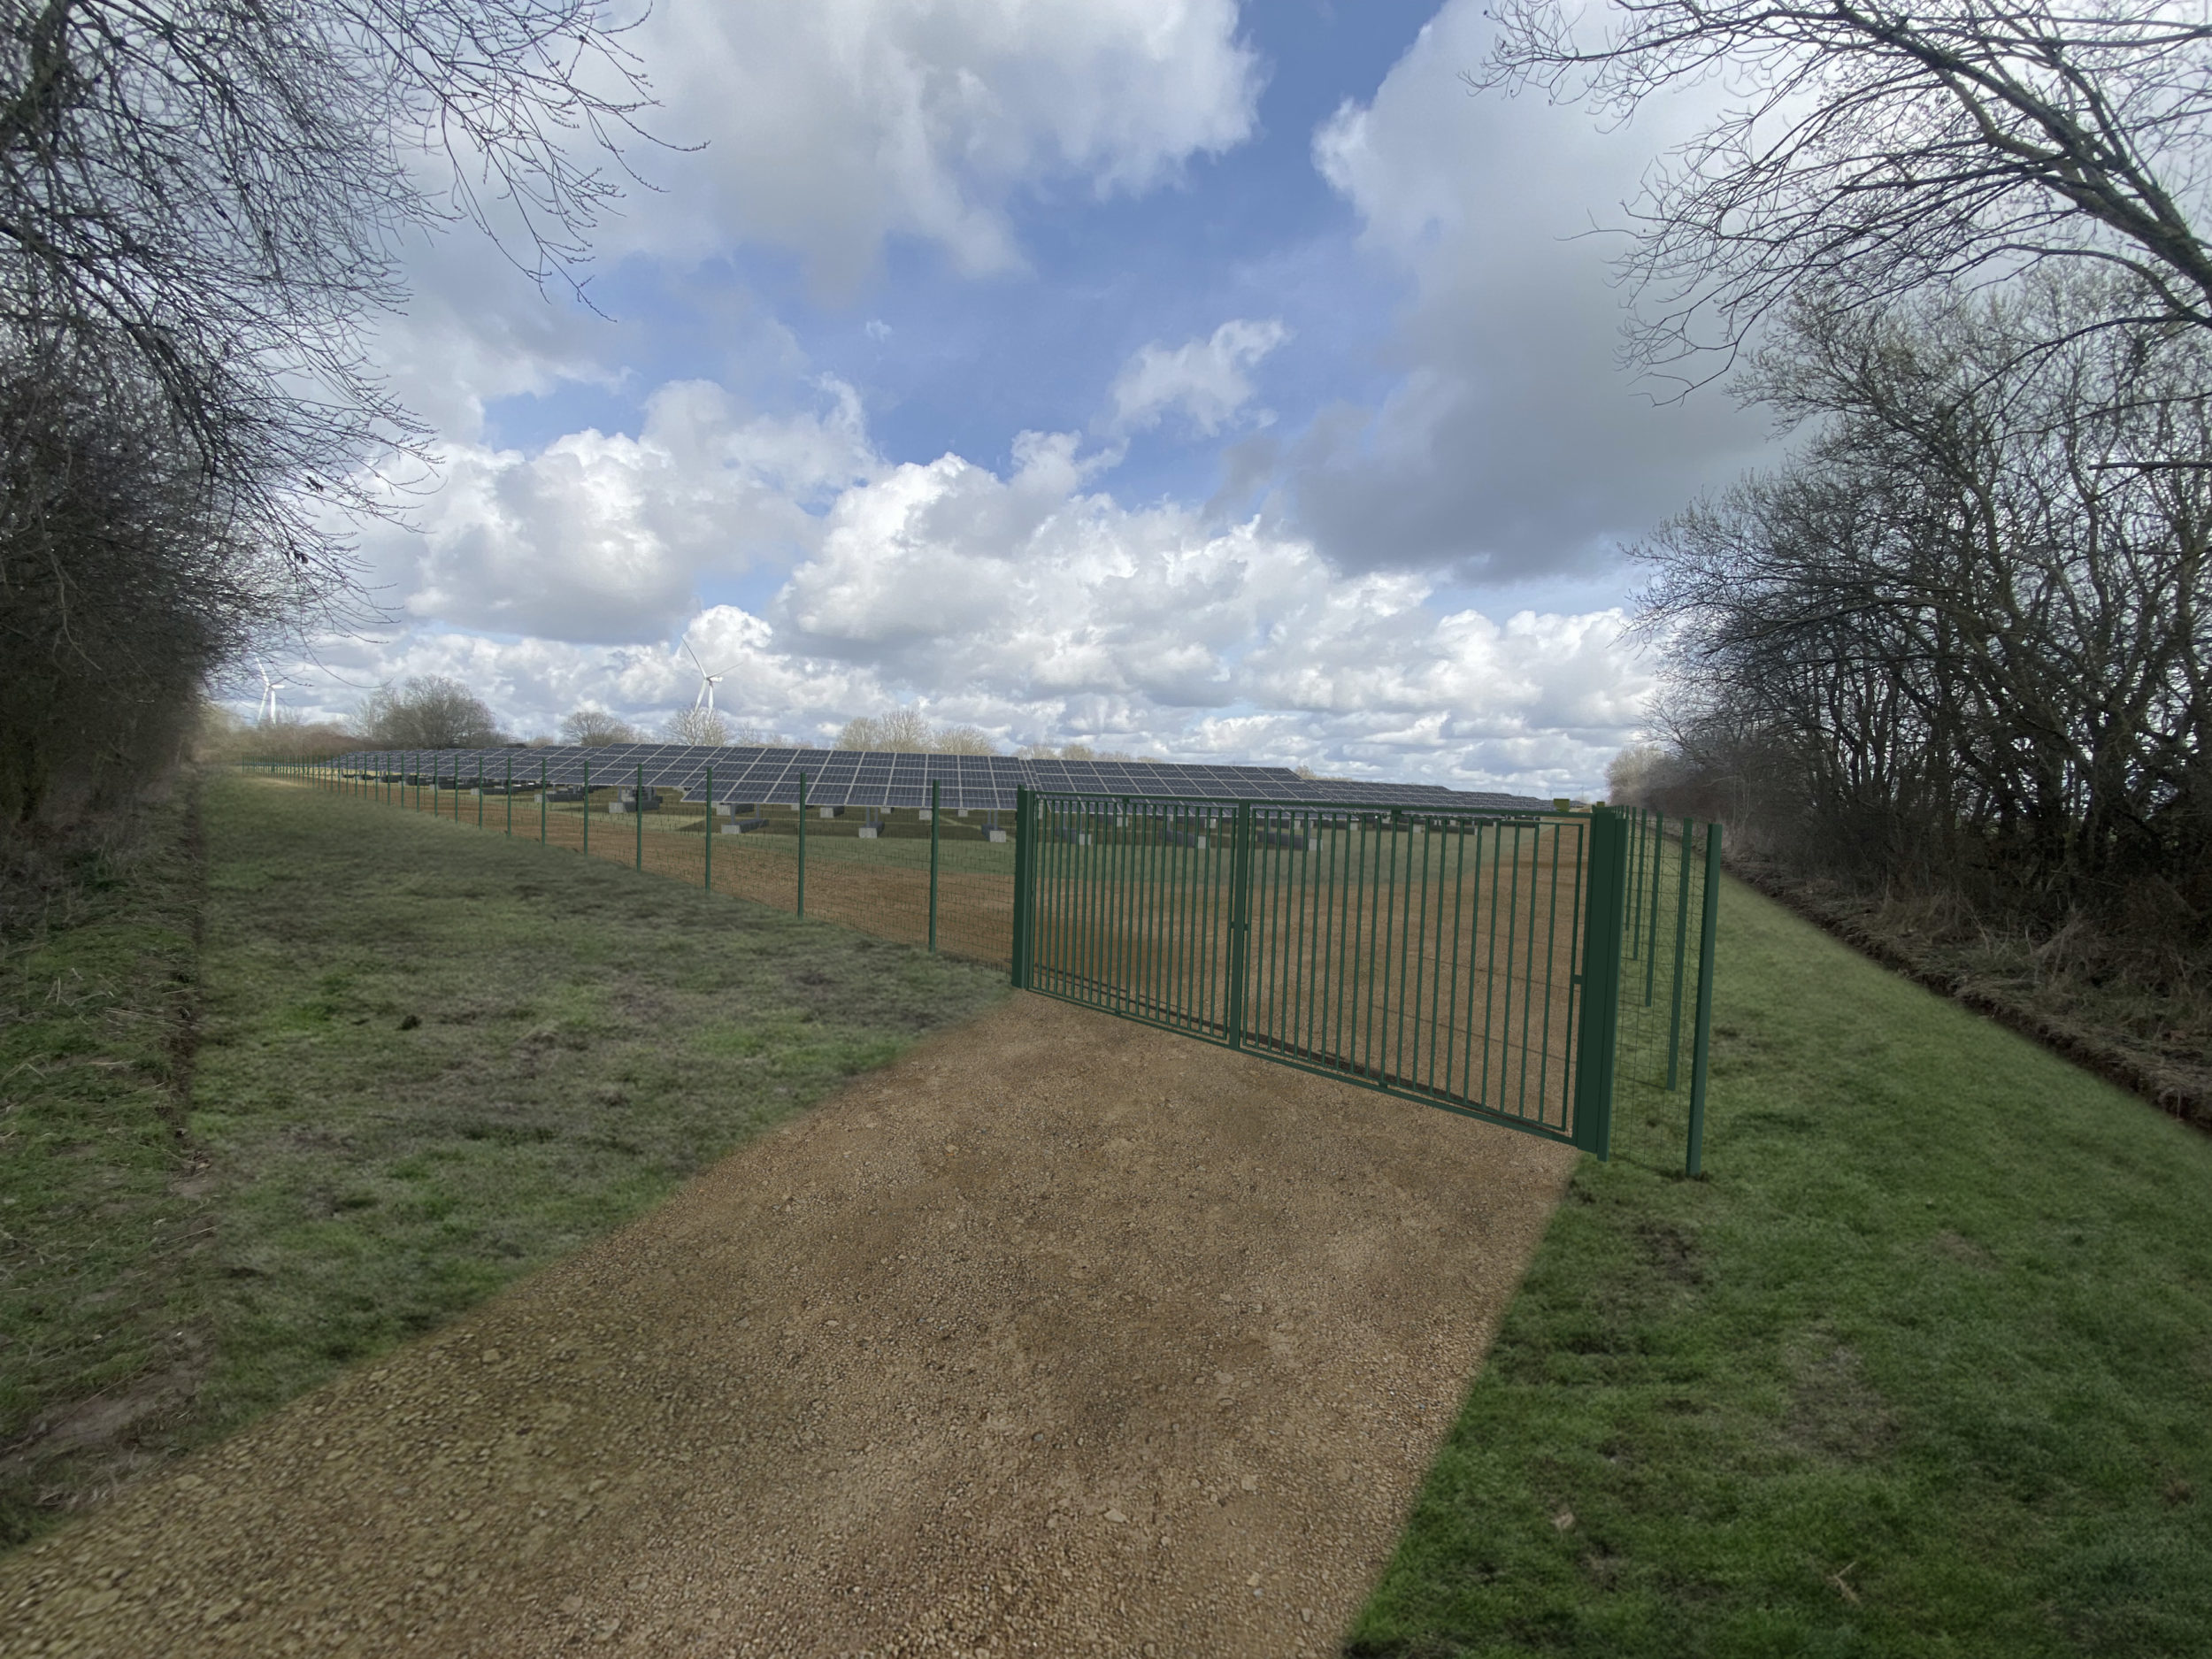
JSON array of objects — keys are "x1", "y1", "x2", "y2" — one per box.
[
  {"x1": 1496, "y1": 826, "x2": 1521, "y2": 1113},
  {"x1": 1687, "y1": 821, "x2": 1722, "y2": 1176},
  {"x1": 1226, "y1": 801, "x2": 1252, "y2": 1048},
  {"x1": 927, "y1": 780, "x2": 941, "y2": 953},
  {"x1": 1439, "y1": 818, "x2": 1467, "y2": 1101},
  {"x1": 1517, "y1": 823, "x2": 1546, "y2": 1119},
  {"x1": 1192, "y1": 803, "x2": 1211, "y2": 1034},
  {"x1": 1103, "y1": 800, "x2": 1118, "y2": 1007},
  {"x1": 1627, "y1": 807, "x2": 1645, "y2": 962},
  {"x1": 1007, "y1": 787, "x2": 1023, "y2": 986},
  {"x1": 796, "y1": 772, "x2": 808, "y2": 918},
  {"x1": 505, "y1": 757, "x2": 512, "y2": 836},
  {"x1": 1008, "y1": 785, "x2": 1030, "y2": 987},
  {"x1": 1064, "y1": 796, "x2": 1077, "y2": 996},
  {"x1": 1536, "y1": 821, "x2": 1568, "y2": 1124},
  {"x1": 635, "y1": 764, "x2": 644, "y2": 870},
  {"x1": 1570, "y1": 806, "x2": 1628, "y2": 1158},
  {"x1": 1356, "y1": 819, "x2": 1379, "y2": 1080},
  {"x1": 1401, "y1": 817, "x2": 1424, "y2": 1088},
  {"x1": 1066, "y1": 797, "x2": 1079, "y2": 996},
  {"x1": 1118, "y1": 797, "x2": 1139, "y2": 1017},
  {"x1": 1556, "y1": 818, "x2": 1589, "y2": 1133},
  {"x1": 1411, "y1": 815, "x2": 1435, "y2": 1092},
  {"x1": 1092, "y1": 799, "x2": 1109, "y2": 1010},
  {"x1": 1072, "y1": 803, "x2": 1087, "y2": 997},
  {"x1": 583, "y1": 757, "x2": 591, "y2": 855},
  {"x1": 1069, "y1": 802, "x2": 1087, "y2": 999},
  {"x1": 1381, "y1": 814, "x2": 1404, "y2": 1085},
  {"x1": 1288, "y1": 812, "x2": 1312, "y2": 1062},
  {"x1": 703, "y1": 765, "x2": 713, "y2": 891},
  {"x1": 1646, "y1": 806, "x2": 1667, "y2": 1006},
  {"x1": 1667, "y1": 814, "x2": 1694, "y2": 1088},
  {"x1": 1457, "y1": 821, "x2": 1489, "y2": 1108},
  {"x1": 1127, "y1": 799, "x2": 1148, "y2": 1018},
  {"x1": 1274, "y1": 814, "x2": 1292, "y2": 1044},
  {"x1": 1260, "y1": 813, "x2": 1279, "y2": 1048},
  {"x1": 1032, "y1": 798, "x2": 1048, "y2": 992},
  {"x1": 1194, "y1": 810, "x2": 1212, "y2": 1035},
  {"x1": 1136, "y1": 802, "x2": 1154, "y2": 1017}
]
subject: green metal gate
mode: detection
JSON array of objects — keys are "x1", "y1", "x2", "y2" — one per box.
[{"x1": 1010, "y1": 791, "x2": 1631, "y2": 1156}]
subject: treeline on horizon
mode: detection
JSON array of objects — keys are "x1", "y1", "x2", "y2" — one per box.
[
  {"x1": 1459, "y1": 0, "x2": 2212, "y2": 1018},
  {"x1": 1613, "y1": 272, "x2": 2212, "y2": 981},
  {"x1": 209, "y1": 676, "x2": 1156, "y2": 766}
]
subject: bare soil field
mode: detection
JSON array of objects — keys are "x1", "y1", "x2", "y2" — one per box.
[{"x1": 0, "y1": 992, "x2": 1575, "y2": 1658}]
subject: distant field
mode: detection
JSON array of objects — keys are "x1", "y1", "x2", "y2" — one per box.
[
  {"x1": 0, "y1": 773, "x2": 1004, "y2": 1548},
  {"x1": 1351, "y1": 881, "x2": 2212, "y2": 1658}
]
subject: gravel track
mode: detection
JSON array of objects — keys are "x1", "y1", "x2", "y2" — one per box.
[{"x1": 0, "y1": 993, "x2": 1574, "y2": 1657}]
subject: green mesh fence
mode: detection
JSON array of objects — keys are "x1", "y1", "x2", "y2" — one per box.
[{"x1": 254, "y1": 760, "x2": 1719, "y2": 1166}]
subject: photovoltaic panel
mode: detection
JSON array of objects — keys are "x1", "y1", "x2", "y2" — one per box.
[{"x1": 333, "y1": 745, "x2": 1554, "y2": 815}]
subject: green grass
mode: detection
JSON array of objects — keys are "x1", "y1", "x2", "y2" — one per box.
[
  {"x1": 1348, "y1": 880, "x2": 2212, "y2": 1657},
  {"x1": 0, "y1": 791, "x2": 205, "y2": 1538},
  {"x1": 0, "y1": 773, "x2": 1004, "y2": 1548}
]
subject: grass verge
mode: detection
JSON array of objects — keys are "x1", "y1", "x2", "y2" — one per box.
[
  {"x1": 0, "y1": 786, "x2": 204, "y2": 1547},
  {"x1": 1348, "y1": 879, "x2": 2212, "y2": 1658},
  {"x1": 0, "y1": 772, "x2": 1005, "y2": 1548}
]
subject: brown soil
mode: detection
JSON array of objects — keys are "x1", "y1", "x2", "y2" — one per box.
[{"x1": 0, "y1": 992, "x2": 1575, "y2": 1658}]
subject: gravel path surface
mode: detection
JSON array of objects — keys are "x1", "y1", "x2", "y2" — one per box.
[{"x1": 1, "y1": 994, "x2": 1576, "y2": 1658}]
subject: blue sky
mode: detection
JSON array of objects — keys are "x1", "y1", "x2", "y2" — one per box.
[{"x1": 280, "y1": 0, "x2": 1776, "y2": 796}]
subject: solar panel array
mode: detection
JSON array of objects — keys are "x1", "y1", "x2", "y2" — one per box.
[{"x1": 334, "y1": 743, "x2": 1552, "y2": 816}]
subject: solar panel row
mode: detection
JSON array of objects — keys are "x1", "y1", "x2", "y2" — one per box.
[{"x1": 333, "y1": 744, "x2": 1552, "y2": 815}]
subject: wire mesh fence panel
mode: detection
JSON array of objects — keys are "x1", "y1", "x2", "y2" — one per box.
[
  {"x1": 1022, "y1": 795, "x2": 1618, "y2": 1146},
  {"x1": 1612, "y1": 808, "x2": 1712, "y2": 1094},
  {"x1": 263, "y1": 764, "x2": 1717, "y2": 1164}
]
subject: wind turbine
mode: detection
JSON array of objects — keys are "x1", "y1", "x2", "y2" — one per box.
[
  {"x1": 255, "y1": 659, "x2": 288, "y2": 725},
  {"x1": 683, "y1": 639, "x2": 737, "y2": 713}
]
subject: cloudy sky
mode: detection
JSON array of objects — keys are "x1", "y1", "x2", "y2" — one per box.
[{"x1": 265, "y1": 0, "x2": 1778, "y2": 797}]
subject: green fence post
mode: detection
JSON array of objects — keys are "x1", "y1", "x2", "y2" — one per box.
[
  {"x1": 635, "y1": 763, "x2": 644, "y2": 871},
  {"x1": 477, "y1": 757, "x2": 485, "y2": 828},
  {"x1": 540, "y1": 759, "x2": 548, "y2": 843},
  {"x1": 1570, "y1": 806, "x2": 1628, "y2": 1159},
  {"x1": 1645, "y1": 806, "x2": 1668, "y2": 1006},
  {"x1": 796, "y1": 772, "x2": 808, "y2": 918},
  {"x1": 1666, "y1": 814, "x2": 1694, "y2": 1088},
  {"x1": 583, "y1": 757, "x2": 591, "y2": 855},
  {"x1": 1225, "y1": 801, "x2": 1254, "y2": 1049},
  {"x1": 1686, "y1": 822, "x2": 1723, "y2": 1177},
  {"x1": 703, "y1": 764, "x2": 713, "y2": 891},
  {"x1": 1010, "y1": 785, "x2": 1033, "y2": 987},
  {"x1": 927, "y1": 779, "x2": 941, "y2": 953},
  {"x1": 505, "y1": 756, "x2": 513, "y2": 836}
]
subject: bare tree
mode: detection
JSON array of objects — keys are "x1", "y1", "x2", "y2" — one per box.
[
  {"x1": 0, "y1": 0, "x2": 666, "y2": 833},
  {"x1": 932, "y1": 725, "x2": 997, "y2": 755},
  {"x1": 361, "y1": 676, "x2": 503, "y2": 748},
  {"x1": 837, "y1": 709, "x2": 933, "y2": 751},
  {"x1": 1, "y1": 0, "x2": 664, "y2": 588},
  {"x1": 663, "y1": 705, "x2": 730, "y2": 747},
  {"x1": 1635, "y1": 273, "x2": 2212, "y2": 915},
  {"x1": 1479, "y1": 0, "x2": 2212, "y2": 380},
  {"x1": 558, "y1": 706, "x2": 639, "y2": 747},
  {"x1": 0, "y1": 341, "x2": 287, "y2": 822}
]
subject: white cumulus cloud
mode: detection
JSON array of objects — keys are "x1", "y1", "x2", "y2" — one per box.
[
  {"x1": 1109, "y1": 318, "x2": 1291, "y2": 436},
  {"x1": 627, "y1": 0, "x2": 1263, "y2": 290},
  {"x1": 362, "y1": 379, "x2": 880, "y2": 644}
]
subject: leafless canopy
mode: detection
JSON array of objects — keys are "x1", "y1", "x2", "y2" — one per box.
[
  {"x1": 1632, "y1": 273, "x2": 2212, "y2": 917},
  {"x1": 2, "y1": 0, "x2": 662, "y2": 591},
  {"x1": 1479, "y1": 0, "x2": 2212, "y2": 380},
  {"x1": 360, "y1": 674, "x2": 504, "y2": 748}
]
